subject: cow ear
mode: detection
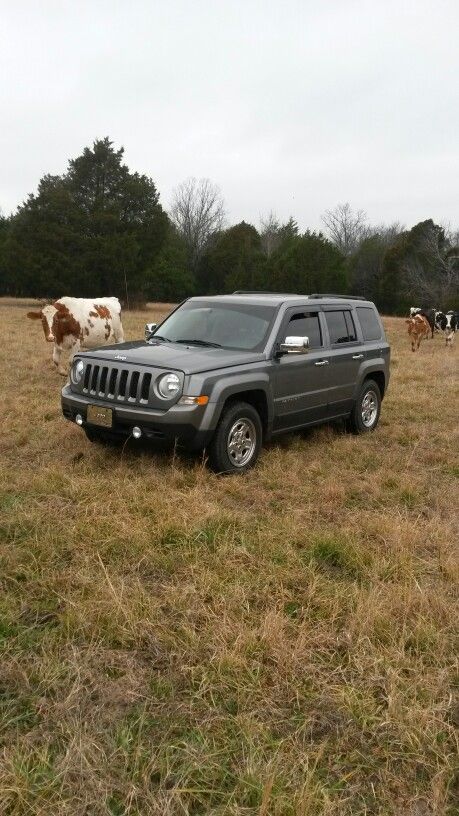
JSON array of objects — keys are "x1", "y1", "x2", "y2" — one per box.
[{"x1": 27, "y1": 311, "x2": 42, "y2": 320}]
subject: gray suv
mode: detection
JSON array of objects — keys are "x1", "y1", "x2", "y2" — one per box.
[{"x1": 61, "y1": 293, "x2": 390, "y2": 473}]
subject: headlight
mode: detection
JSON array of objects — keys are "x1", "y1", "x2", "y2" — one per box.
[
  {"x1": 71, "y1": 359, "x2": 84, "y2": 384},
  {"x1": 157, "y1": 372, "x2": 181, "y2": 399}
]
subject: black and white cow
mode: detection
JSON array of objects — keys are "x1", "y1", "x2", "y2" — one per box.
[
  {"x1": 435, "y1": 310, "x2": 457, "y2": 347},
  {"x1": 409, "y1": 307, "x2": 436, "y2": 338}
]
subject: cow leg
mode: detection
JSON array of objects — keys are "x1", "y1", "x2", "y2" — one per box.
[
  {"x1": 52, "y1": 344, "x2": 66, "y2": 375},
  {"x1": 67, "y1": 339, "x2": 81, "y2": 371},
  {"x1": 114, "y1": 325, "x2": 125, "y2": 343}
]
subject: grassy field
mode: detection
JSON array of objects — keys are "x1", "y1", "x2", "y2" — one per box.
[{"x1": 0, "y1": 299, "x2": 458, "y2": 816}]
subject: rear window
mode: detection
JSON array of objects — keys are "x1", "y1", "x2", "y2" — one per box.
[
  {"x1": 325, "y1": 310, "x2": 357, "y2": 344},
  {"x1": 357, "y1": 307, "x2": 382, "y2": 341}
]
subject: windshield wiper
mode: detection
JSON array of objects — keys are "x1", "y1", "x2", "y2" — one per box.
[
  {"x1": 149, "y1": 334, "x2": 171, "y2": 342},
  {"x1": 174, "y1": 339, "x2": 222, "y2": 348}
]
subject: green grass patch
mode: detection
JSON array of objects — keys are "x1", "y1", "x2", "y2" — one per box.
[{"x1": 304, "y1": 534, "x2": 370, "y2": 580}]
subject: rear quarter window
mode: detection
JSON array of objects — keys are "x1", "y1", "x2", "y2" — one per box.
[{"x1": 356, "y1": 307, "x2": 382, "y2": 341}]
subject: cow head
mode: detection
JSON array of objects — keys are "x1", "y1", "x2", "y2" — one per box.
[{"x1": 27, "y1": 304, "x2": 57, "y2": 342}]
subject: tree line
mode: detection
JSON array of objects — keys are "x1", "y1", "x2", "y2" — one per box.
[{"x1": 0, "y1": 138, "x2": 458, "y2": 313}]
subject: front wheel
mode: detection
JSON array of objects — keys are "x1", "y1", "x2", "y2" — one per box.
[
  {"x1": 208, "y1": 401, "x2": 262, "y2": 474},
  {"x1": 348, "y1": 379, "x2": 381, "y2": 433}
]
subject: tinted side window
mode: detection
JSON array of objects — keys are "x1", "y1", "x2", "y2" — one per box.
[
  {"x1": 284, "y1": 312, "x2": 322, "y2": 348},
  {"x1": 325, "y1": 310, "x2": 353, "y2": 344},
  {"x1": 345, "y1": 311, "x2": 357, "y2": 342},
  {"x1": 357, "y1": 307, "x2": 382, "y2": 341}
]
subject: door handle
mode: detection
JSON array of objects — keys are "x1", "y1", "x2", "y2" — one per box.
[
  {"x1": 352, "y1": 354, "x2": 364, "y2": 360},
  {"x1": 314, "y1": 360, "x2": 329, "y2": 366}
]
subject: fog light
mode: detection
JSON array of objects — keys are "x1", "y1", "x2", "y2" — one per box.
[
  {"x1": 132, "y1": 426, "x2": 142, "y2": 439},
  {"x1": 75, "y1": 414, "x2": 83, "y2": 426}
]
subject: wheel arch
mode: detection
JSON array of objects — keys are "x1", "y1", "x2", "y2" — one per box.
[
  {"x1": 220, "y1": 389, "x2": 269, "y2": 437},
  {"x1": 362, "y1": 370, "x2": 386, "y2": 400}
]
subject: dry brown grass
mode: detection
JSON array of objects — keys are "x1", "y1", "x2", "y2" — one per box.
[{"x1": 0, "y1": 298, "x2": 458, "y2": 815}]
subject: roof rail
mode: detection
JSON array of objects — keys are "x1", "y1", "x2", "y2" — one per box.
[
  {"x1": 232, "y1": 290, "x2": 296, "y2": 296},
  {"x1": 231, "y1": 291, "x2": 369, "y2": 301},
  {"x1": 309, "y1": 293, "x2": 367, "y2": 301}
]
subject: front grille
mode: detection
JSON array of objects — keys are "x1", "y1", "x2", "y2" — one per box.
[{"x1": 82, "y1": 363, "x2": 153, "y2": 405}]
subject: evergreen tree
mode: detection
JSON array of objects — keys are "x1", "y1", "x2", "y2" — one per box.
[
  {"x1": 150, "y1": 228, "x2": 195, "y2": 302},
  {"x1": 197, "y1": 222, "x2": 266, "y2": 294},
  {"x1": 269, "y1": 231, "x2": 347, "y2": 295},
  {"x1": 2, "y1": 138, "x2": 168, "y2": 302},
  {"x1": 348, "y1": 224, "x2": 403, "y2": 305}
]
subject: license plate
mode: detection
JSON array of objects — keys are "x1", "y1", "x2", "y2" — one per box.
[{"x1": 87, "y1": 405, "x2": 113, "y2": 428}]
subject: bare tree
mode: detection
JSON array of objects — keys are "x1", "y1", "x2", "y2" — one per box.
[
  {"x1": 440, "y1": 220, "x2": 459, "y2": 249},
  {"x1": 375, "y1": 221, "x2": 405, "y2": 246},
  {"x1": 170, "y1": 178, "x2": 225, "y2": 271},
  {"x1": 259, "y1": 211, "x2": 281, "y2": 257},
  {"x1": 321, "y1": 203, "x2": 370, "y2": 256},
  {"x1": 260, "y1": 212, "x2": 299, "y2": 257},
  {"x1": 402, "y1": 221, "x2": 459, "y2": 305}
]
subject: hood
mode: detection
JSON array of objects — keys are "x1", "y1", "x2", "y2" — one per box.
[{"x1": 79, "y1": 340, "x2": 266, "y2": 374}]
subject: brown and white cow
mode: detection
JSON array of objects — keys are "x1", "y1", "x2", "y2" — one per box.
[
  {"x1": 27, "y1": 297, "x2": 124, "y2": 374},
  {"x1": 406, "y1": 313, "x2": 430, "y2": 352}
]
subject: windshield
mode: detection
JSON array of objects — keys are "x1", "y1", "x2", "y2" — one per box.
[{"x1": 151, "y1": 301, "x2": 277, "y2": 352}]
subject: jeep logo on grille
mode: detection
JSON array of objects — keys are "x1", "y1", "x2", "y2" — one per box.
[{"x1": 114, "y1": 355, "x2": 127, "y2": 360}]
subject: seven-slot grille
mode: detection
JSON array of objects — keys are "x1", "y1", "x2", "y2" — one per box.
[{"x1": 82, "y1": 363, "x2": 152, "y2": 404}]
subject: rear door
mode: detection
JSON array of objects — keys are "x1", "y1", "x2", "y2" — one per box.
[
  {"x1": 323, "y1": 307, "x2": 364, "y2": 417},
  {"x1": 271, "y1": 308, "x2": 330, "y2": 432}
]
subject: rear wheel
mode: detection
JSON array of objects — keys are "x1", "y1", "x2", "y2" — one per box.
[
  {"x1": 208, "y1": 401, "x2": 262, "y2": 474},
  {"x1": 348, "y1": 379, "x2": 381, "y2": 433}
]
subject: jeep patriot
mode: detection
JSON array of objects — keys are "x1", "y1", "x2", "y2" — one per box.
[{"x1": 61, "y1": 293, "x2": 390, "y2": 473}]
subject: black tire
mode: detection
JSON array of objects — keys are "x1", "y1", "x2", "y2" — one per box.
[
  {"x1": 84, "y1": 427, "x2": 121, "y2": 445},
  {"x1": 208, "y1": 401, "x2": 262, "y2": 474},
  {"x1": 348, "y1": 379, "x2": 381, "y2": 434}
]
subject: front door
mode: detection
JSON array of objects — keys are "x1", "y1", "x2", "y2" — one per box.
[{"x1": 271, "y1": 308, "x2": 330, "y2": 432}]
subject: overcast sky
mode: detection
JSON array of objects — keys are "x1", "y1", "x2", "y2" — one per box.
[{"x1": 1, "y1": 0, "x2": 458, "y2": 232}]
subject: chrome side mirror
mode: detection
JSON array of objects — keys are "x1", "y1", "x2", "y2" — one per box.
[
  {"x1": 145, "y1": 322, "x2": 157, "y2": 340},
  {"x1": 279, "y1": 335, "x2": 309, "y2": 354}
]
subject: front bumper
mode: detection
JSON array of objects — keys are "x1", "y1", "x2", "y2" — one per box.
[{"x1": 61, "y1": 385, "x2": 215, "y2": 450}]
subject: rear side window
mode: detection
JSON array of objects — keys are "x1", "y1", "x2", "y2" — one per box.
[
  {"x1": 357, "y1": 307, "x2": 382, "y2": 341},
  {"x1": 344, "y1": 311, "x2": 357, "y2": 341},
  {"x1": 283, "y1": 312, "x2": 322, "y2": 348},
  {"x1": 325, "y1": 310, "x2": 357, "y2": 344}
]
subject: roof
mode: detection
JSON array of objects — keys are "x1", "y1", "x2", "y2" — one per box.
[{"x1": 188, "y1": 292, "x2": 373, "y2": 307}]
